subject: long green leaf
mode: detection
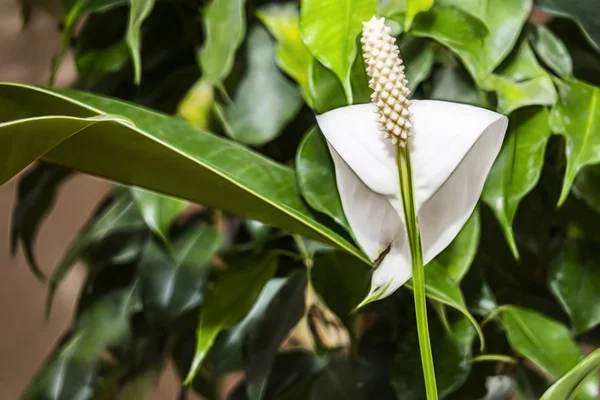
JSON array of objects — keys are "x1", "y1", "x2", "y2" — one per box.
[
  {"x1": 300, "y1": 0, "x2": 377, "y2": 102},
  {"x1": 125, "y1": 0, "x2": 155, "y2": 84},
  {"x1": 482, "y1": 107, "x2": 552, "y2": 258},
  {"x1": 0, "y1": 83, "x2": 367, "y2": 264},
  {"x1": 529, "y1": 24, "x2": 573, "y2": 78},
  {"x1": 550, "y1": 79, "x2": 600, "y2": 205},
  {"x1": 537, "y1": 0, "x2": 600, "y2": 52},
  {"x1": 541, "y1": 349, "x2": 600, "y2": 400}
]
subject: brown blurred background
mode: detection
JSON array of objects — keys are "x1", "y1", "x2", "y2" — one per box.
[{"x1": 0, "y1": 0, "x2": 185, "y2": 398}]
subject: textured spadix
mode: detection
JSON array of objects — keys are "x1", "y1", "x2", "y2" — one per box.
[{"x1": 317, "y1": 102, "x2": 508, "y2": 299}]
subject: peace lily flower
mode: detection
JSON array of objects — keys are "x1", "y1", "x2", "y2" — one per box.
[{"x1": 316, "y1": 17, "x2": 508, "y2": 302}]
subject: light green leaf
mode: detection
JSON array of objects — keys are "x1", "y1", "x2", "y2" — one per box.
[
  {"x1": 541, "y1": 349, "x2": 600, "y2": 400},
  {"x1": 550, "y1": 79, "x2": 600, "y2": 206},
  {"x1": 537, "y1": 0, "x2": 600, "y2": 52},
  {"x1": 216, "y1": 26, "x2": 303, "y2": 146},
  {"x1": 529, "y1": 24, "x2": 573, "y2": 78},
  {"x1": 139, "y1": 224, "x2": 223, "y2": 325},
  {"x1": 435, "y1": 207, "x2": 480, "y2": 282},
  {"x1": 0, "y1": 83, "x2": 367, "y2": 264},
  {"x1": 300, "y1": 0, "x2": 377, "y2": 102},
  {"x1": 486, "y1": 41, "x2": 557, "y2": 115},
  {"x1": 411, "y1": 0, "x2": 531, "y2": 82},
  {"x1": 436, "y1": 0, "x2": 486, "y2": 22},
  {"x1": 296, "y1": 128, "x2": 350, "y2": 232},
  {"x1": 549, "y1": 238, "x2": 600, "y2": 333},
  {"x1": 258, "y1": 3, "x2": 313, "y2": 104},
  {"x1": 405, "y1": 0, "x2": 433, "y2": 31},
  {"x1": 185, "y1": 254, "x2": 277, "y2": 383},
  {"x1": 125, "y1": 0, "x2": 155, "y2": 84},
  {"x1": 178, "y1": 78, "x2": 215, "y2": 130},
  {"x1": 198, "y1": 0, "x2": 247, "y2": 85},
  {"x1": 130, "y1": 187, "x2": 187, "y2": 244},
  {"x1": 502, "y1": 306, "x2": 599, "y2": 399},
  {"x1": 482, "y1": 107, "x2": 552, "y2": 258}
]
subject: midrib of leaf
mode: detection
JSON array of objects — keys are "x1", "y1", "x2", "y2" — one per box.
[{"x1": 1, "y1": 83, "x2": 367, "y2": 264}]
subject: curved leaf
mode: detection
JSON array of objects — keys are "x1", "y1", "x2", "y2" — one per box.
[
  {"x1": 185, "y1": 254, "x2": 277, "y2": 383},
  {"x1": 548, "y1": 238, "x2": 600, "y2": 333},
  {"x1": 126, "y1": 0, "x2": 155, "y2": 84},
  {"x1": 216, "y1": 26, "x2": 303, "y2": 146},
  {"x1": 502, "y1": 306, "x2": 599, "y2": 399},
  {"x1": 538, "y1": 0, "x2": 600, "y2": 52},
  {"x1": 529, "y1": 24, "x2": 573, "y2": 78},
  {"x1": 0, "y1": 83, "x2": 367, "y2": 264},
  {"x1": 405, "y1": 0, "x2": 434, "y2": 31},
  {"x1": 550, "y1": 79, "x2": 600, "y2": 205},
  {"x1": 300, "y1": 0, "x2": 377, "y2": 102},
  {"x1": 130, "y1": 187, "x2": 187, "y2": 244},
  {"x1": 541, "y1": 349, "x2": 600, "y2": 400},
  {"x1": 198, "y1": 0, "x2": 247, "y2": 85},
  {"x1": 482, "y1": 107, "x2": 551, "y2": 258}
]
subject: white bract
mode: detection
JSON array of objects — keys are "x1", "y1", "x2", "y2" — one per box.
[{"x1": 316, "y1": 17, "x2": 509, "y2": 302}]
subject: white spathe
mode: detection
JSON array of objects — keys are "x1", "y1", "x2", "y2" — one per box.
[{"x1": 316, "y1": 101, "x2": 508, "y2": 301}]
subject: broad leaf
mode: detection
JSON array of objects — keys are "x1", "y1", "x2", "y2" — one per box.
[
  {"x1": 548, "y1": 238, "x2": 600, "y2": 333},
  {"x1": 258, "y1": 3, "x2": 313, "y2": 104},
  {"x1": 125, "y1": 0, "x2": 155, "y2": 84},
  {"x1": 435, "y1": 207, "x2": 480, "y2": 282},
  {"x1": 0, "y1": 83, "x2": 367, "y2": 264},
  {"x1": 501, "y1": 306, "x2": 599, "y2": 398},
  {"x1": 482, "y1": 107, "x2": 552, "y2": 258},
  {"x1": 537, "y1": 0, "x2": 600, "y2": 52},
  {"x1": 486, "y1": 42, "x2": 557, "y2": 114},
  {"x1": 400, "y1": 37, "x2": 435, "y2": 93},
  {"x1": 11, "y1": 163, "x2": 72, "y2": 280},
  {"x1": 296, "y1": 128, "x2": 350, "y2": 232},
  {"x1": 185, "y1": 254, "x2": 277, "y2": 383},
  {"x1": 300, "y1": 0, "x2": 377, "y2": 102},
  {"x1": 308, "y1": 59, "x2": 348, "y2": 113},
  {"x1": 311, "y1": 250, "x2": 371, "y2": 329},
  {"x1": 130, "y1": 186, "x2": 188, "y2": 245},
  {"x1": 550, "y1": 79, "x2": 600, "y2": 205},
  {"x1": 216, "y1": 26, "x2": 302, "y2": 146},
  {"x1": 405, "y1": 0, "x2": 433, "y2": 31},
  {"x1": 392, "y1": 317, "x2": 476, "y2": 399},
  {"x1": 429, "y1": 64, "x2": 484, "y2": 107},
  {"x1": 244, "y1": 271, "x2": 307, "y2": 400},
  {"x1": 139, "y1": 224, "x2": 223, "y2": 325},
  {"x1": 198, "y1": 0, "x2": 247, "y2": 85},
  {"x1": 541, "y1": 349, "x2": 600, "y2": 400},
  {"x1": 529, "y1": 24, "x2": 573, "y2": 78}
]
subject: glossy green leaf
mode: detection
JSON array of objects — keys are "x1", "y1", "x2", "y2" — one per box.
[
  {"x1": 46, "y1": 190, "x2": 147, "y2": 316},
  {"x1": 308, "y1": 59, "x2": 347, "y2": 113},
  {"x1": 529, "y1": 24, "x2": 573, "y2": 78},
  {"x1": 405, "y1": 0, "x2": 434, "y2": 31},
  {"x1": 0, "y1": 83, "x2": 367, "y2": 265},
  {"x1": 436, "y1": 0, "x2": 486, "y2": 22},
  {"x1": 177, "y1": 78, "x2": 215, "y2": 130},
  {"x1": 311, "y1": 250, "x2": 371, "y2": 329},
  {"x1": 125, "y1": 0, "x2": 155, "y2": 84},
  {"x1": 244, "y1": 271, "x2": 307, "y2": 400},
  {"x1": 412, "y1": 0, "x2": 531, "y2": 82},
  {"x1": 300, "y1": 0, "x2": 377, "y2": 102},
  {"x1": 538, "y1": 0, "x2": 600, "y2": 52},
  {"x1": 400, "y1": 37, "x2": 435, "y2": 93},
  {"x1": 549, "y1": 238, "x2": 600, "y2": 333},
  {"x1": 486, "y1": 42, "x2": 557, "y2": 114},
  {"x1": 392, "y1": 317, "x2": 476, "y2": 399},
  {"x1": 130, "y1": 187, "x2": 187, "y2": 244},
  {"x1": 11, "y1": 163, "x2": 72, "y2": 280},
  {"x1": 573, "y1": 165, "x2": 600, "y2": 214},
  {"x1": 198, "y1": 0, "x2": 247, "y2": 85},
  {"x1": 550, "y1": 79, "x2": 600, "y2": 205},
  {"x1": 541, "y1": 349, "x2": 600, "y2": 400},
  {"x1": 296, "y1": 128, "x2": 350, "y2": 232},
  {"x1": 216, "y1": 26, "x2": 303, "y2": 146},
  {"x1": 185, "y1": 254, "x2": 277, "y2": 383},
  {"x1": 482, "y1": 107, "x2": 552, "y2": 258},
  {"x1": 139, "y1": 224, "x2": 223, "y2": 325},
  {"x1": 502, "y1": 306, "x2": 599, "y2": 399},
  {"x1": 76, "y1": 40, "x2": 130, "y2": 82},
  {"x1": 435, "y1": 208, "x2": 480, "y2": 282},
  {"x1": 22, "y1": 288, "x2": 136, "y2": 400},
  {"x1": 429, "y1": 64, "x2": 484, "y2": 107},
  {"x1": 258, "y1": 3, "x2": 313, "y2": 104}
]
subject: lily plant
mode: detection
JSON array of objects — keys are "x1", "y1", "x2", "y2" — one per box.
[{"x1": 316, "y1": 16, "x2": 509, "y2": 399}]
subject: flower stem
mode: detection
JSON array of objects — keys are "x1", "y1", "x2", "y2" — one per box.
[{"x1": 397, "y1": 146, "x2": 438, "y2": 400}]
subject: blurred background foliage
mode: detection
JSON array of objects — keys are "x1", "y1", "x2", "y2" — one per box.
[{"x1": 6, "y1": 0, "x2": 600, "y2": 398}]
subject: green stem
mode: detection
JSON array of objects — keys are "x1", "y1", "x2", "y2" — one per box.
[{"x1": 397, "y1": 146, "x2": 438, "y2": 400}]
